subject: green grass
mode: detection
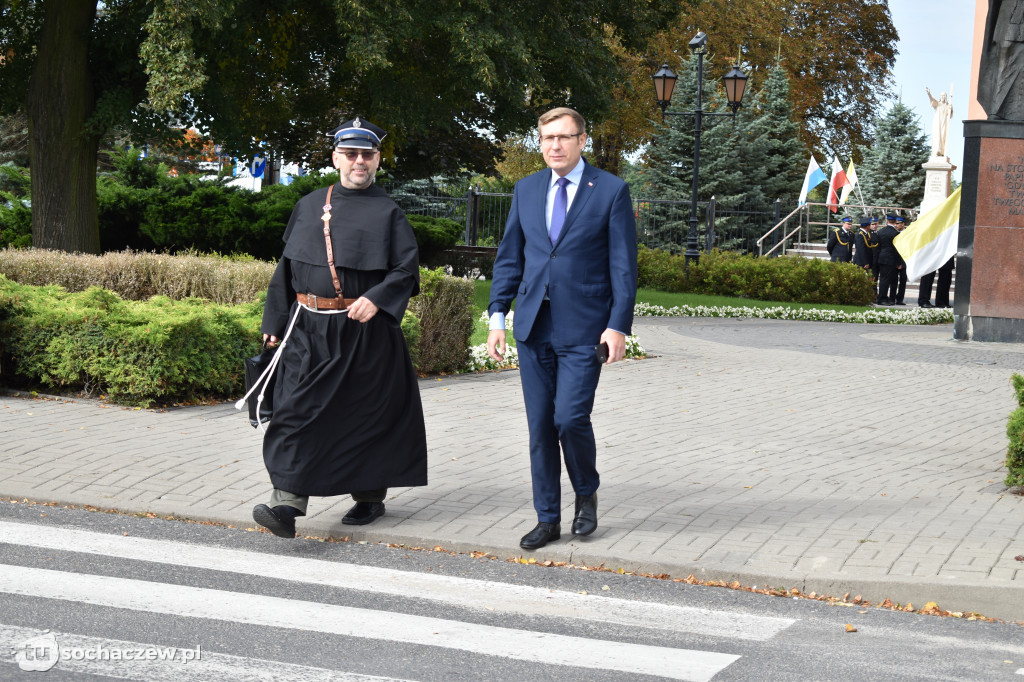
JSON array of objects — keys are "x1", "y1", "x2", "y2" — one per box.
[
  {"x1": 634, "y1": 288, "x2": 876, "y2": 314},
  {"x1": 471, "y1": 280, "x2": 876, "y2": 344}
]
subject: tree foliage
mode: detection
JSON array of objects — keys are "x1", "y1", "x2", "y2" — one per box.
[
  {"x1": 0, "y1": 0, "x2": 679, "y2": 252},
  {"x1": 145, "y1": 0, "x2": 681, "y2": 177},
  {"x1": 634, "y1": 56, "x2": 805, "y2": 252},
  {"x1": 856, "y1": 100, "x2": 930, "y2": 210},
  {"x1": 589, "y1": 0, "x2": 897, "y2": 170}
]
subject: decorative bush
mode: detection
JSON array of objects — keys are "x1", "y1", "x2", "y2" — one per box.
[
  {"x1": 0, "y1": 275, "x2": 427, "y2": 406},
  {"x1": 0, "y1": 277, "x2": 263, "y2": 406},
  {"x1": 0, "y1": 248, "x2": 275, "y2": 305},
  {"x1": 637, "y1": 246, "x2": 877, "y2": 306},
  {"x1": 408, "y1": 267, "x2": 475, "y2": 374},
  {"x1": 406, "y1": 214, "x2": 463, "y2": 268},
  {"x1": 1005, "y1": 373, "x2": 1024, "y2": 489}
]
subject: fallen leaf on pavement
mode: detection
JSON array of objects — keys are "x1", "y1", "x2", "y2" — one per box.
[{"x1": 845, "y1": 624, "x2": 858, "y2": 633}]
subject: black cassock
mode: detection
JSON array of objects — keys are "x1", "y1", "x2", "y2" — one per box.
[{"x1": 260, "y1": 182, "x2": 427, "y2": 496}]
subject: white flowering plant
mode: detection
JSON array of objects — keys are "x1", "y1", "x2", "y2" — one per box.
[
  {"x1": 634, "y1": 301, "x2": 954, "y2": 325},
  {"x1": 466, "y1": 310, "x2": 646, "y2": 371}
]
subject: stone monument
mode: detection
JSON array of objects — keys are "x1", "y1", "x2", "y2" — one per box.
[
  {"x1": 920, "y1": 87, "x2": 956, "y2": 215},
  {"x1": 955, "y1": 0, "x2": 1024, "y2": 342}
]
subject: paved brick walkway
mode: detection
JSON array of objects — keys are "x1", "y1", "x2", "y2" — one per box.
[{"x1": 3, "y1": 317, "x2": 1023, "y2": 620}]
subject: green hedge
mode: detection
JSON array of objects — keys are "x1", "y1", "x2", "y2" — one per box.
[
  {"x1": 637, "y1": 246, "x2": 876, "y2": 306},
  {"x1": 0, "y1": 258, "x2": 473, "y2": 405},
  {"x1": 1006, "y1": 373, "x2": 1024, "y2": 489},
  {"x1": 0, "y1": 276, "x2": 430, "y2": 407},
  {"x1": 0, "y1": 248, "x2": 274, "y2": 305},
  {"x1": 2, "y1": 161, "x2": 468, "y2": 269},
  {"x1": 406, "y1": 214, "x2": 463, "y2": 268},
  {"x1": 0, "y1": 278, "x2": 262, "y2": 406},
  {"x1": 408, "y1": 267, "x2": 475, "y2": 374}
]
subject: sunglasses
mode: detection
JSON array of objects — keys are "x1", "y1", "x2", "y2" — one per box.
[{"x1": 337, "y1": 149, "x2": 378, "y2": 161}]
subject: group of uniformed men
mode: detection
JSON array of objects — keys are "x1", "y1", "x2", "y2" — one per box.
[{"x1": 826, "y1": 214, "x2": 954, "y2": 308}]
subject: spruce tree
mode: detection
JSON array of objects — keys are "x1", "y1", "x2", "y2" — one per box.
[
  {"x1": 635, "y1": 52, "x2": 713, "y2": 253},
  {"x1": 749, "y1": 65, "x2": 805, "y2": 202},
  {"x1": 856, "y1": 101, "x2": 930, "y2": 210},
  {"x1": 699, "y1": 63, "x2": 805, "y2": 252}
]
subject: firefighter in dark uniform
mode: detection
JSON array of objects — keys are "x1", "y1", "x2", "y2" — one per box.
[
  {"x1": 853, "y1": 217, "x2": 878, "y2": 295},
  {"x1": 869, "y1": 217, "x2": 881, "y2": 281},
  {"x1": 827, "y1": 216, "x2": 855, "y2": 262},
  {"x1": 875, "y1": 214, "x2": 900, "y2": 305},
  {"x1": 893, "y1": 215, "x2": 908, "y2": 305}
]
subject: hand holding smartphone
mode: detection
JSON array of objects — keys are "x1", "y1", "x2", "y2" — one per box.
[{"x1": 594, "y1": 341, "x2": 609, "y2": 364}]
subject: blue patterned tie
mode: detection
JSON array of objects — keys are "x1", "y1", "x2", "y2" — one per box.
[{"x1": 550, "y1": 177, "x2": 569, "y2": 245}]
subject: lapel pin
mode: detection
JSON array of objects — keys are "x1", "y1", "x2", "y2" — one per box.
[{"x1": 587, "y1": 181, "x2": 593, "y2": 187}]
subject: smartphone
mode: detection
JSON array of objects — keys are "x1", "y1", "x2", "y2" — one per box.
[{"x1": 594, "y1": 341, "x2": 609, "y2": 364}]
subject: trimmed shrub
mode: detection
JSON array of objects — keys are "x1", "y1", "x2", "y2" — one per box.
[
  {"x1": 0, "y1": 276, "x2": 263, "y2": 406},
  {"x1": 0, "y1": 275, "x2": 429, "y2": 406},
  {"x1": 0, "y1": 250, "x2": 477, "y2": 402},
  {"x1": 0, "y1": 248, "x2": 275, "y2": 305},
  {"x1": 1005, "y1": 373, "x2": 1024, "y2": 489},
  {"x1": 637, "y1": 246, "x2": 876, "y2": 306},
  {"x1": 408, "y1": 267, "x2": 475, "y2": 374},
  {"x1": 407, "y1": 214, "x2": 463, "y2": 268},
  {"x1": 637, "y1": 246, "x2": 687, "y2": 291}
]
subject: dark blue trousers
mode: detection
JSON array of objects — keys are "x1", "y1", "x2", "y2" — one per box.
[{"x1": 516, "y1": 302, "x2": 602, "y2": 524}]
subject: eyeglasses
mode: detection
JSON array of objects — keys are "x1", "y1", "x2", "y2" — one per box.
[
  {"x1": 539, "y1": 133, "x2": 583, "y2": 146},
  {"x1": 337, "y1": 149, "x2": 378, "y2": 161}
]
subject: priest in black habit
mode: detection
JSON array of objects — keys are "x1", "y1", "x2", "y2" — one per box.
[{"x1": 251, "y1": 117, "x2": 428, "y2": 539}]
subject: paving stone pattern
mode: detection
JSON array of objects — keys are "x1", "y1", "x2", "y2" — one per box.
[{"x1": 2, "y1": 317, "x2": 1023, "y2": 619}]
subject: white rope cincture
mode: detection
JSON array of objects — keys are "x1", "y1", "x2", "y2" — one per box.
[{"x1": 235, "y1": 303, "x2": 303, "y2": 433}]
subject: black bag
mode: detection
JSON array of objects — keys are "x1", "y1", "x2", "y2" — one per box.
[{"x1": 244, "y1": 340, "x2": 276, "y2": 428}]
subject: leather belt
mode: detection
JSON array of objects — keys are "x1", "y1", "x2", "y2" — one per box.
[{"x1": 296, "y1": 293, "x2": 357, "y2": 310}]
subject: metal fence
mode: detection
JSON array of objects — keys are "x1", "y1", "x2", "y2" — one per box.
[{"x1": 383, "y1": 179, "x2": 788, "y2": 254}]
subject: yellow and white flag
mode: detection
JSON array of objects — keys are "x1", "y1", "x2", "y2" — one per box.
[
  {"x1": 838, "y1": 161, "x2": 857, "y2": 205},
  {"x1": 895, "y1": 186, "x2": 961, "y2": 282}
]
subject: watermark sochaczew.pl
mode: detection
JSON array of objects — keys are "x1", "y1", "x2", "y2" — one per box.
[{"x1": 12, "y1": 631, "x2": 201, "y2": 672}]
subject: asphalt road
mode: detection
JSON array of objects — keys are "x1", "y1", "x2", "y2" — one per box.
[{"x1": 1, "y1": 503, "x2": 1022, "y2": 681}]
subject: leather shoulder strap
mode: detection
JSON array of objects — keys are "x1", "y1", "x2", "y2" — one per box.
[{"x1": 321, "y1": 184, "x2": 344, "y2": 298}]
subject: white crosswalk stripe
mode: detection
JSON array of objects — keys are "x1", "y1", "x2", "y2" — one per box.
[
  {"x1": 1, "y1": 565, "x2": 739, "y2": 681},
  {"x1": 0, "y1": 520, "x2": 795, "y2": 641},
  {"x1": 2, "y1": 624, "x2": 408, "y2": 681},
  {"x1": 0, "y1": 521, "x2": 801, "y2": 681}
]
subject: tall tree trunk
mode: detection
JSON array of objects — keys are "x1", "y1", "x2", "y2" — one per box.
[
  {"x1": 26, "y1": 0, "x2": 101, "y2": 254},
  {"x1": 589, "y1": 133, "x2": 621, "y2": 176}
]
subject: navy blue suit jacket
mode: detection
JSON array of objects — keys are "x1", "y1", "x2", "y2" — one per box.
[{"x1": 489, "y1": 160, "x2": 637, "y2": 346}]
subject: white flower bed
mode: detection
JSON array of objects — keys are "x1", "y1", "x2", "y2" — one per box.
[
  {"x1": 466, "y1": 310, "x2": 647, "y2": 371},
  {"x1": 465, "y1": 301, "x2": 950, "y2": 372},
  {"x1": 634, "y1": 301, "x2": 955, "y2": 325}
]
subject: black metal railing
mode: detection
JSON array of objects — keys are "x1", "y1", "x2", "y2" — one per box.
[{"x1": 383, "y1": 179, "x2": 790, "y2": 254}]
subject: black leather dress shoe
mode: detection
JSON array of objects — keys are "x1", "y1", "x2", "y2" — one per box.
[
  {"x1": 520, "y1": 522, "x2": 560, "y2": 550},
  {"x1": 252, "y1": 504, "x2": 297, "y2": 538},
  {"x1": 572, "y1": 493, "x2": 598, "y2": 536},
  {"x1": 919, "y1": 301, "x2": 934, "y2": 308},
  {"x1": 342, "y1": 501, "x2": 385, "y2": 525}
]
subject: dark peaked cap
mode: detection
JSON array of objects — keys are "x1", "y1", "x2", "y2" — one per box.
[{"x1": 326, "y1": 116, "x2": 386, "y2": 149}]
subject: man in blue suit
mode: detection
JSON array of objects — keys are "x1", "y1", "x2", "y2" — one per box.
[{"x1": 487, "y1": 107, "x2": 638, "y2": 550}]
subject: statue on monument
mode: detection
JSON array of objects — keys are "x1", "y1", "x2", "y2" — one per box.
[
  {"x1": 926, "y1": 87, "x2": 953, "y2": 157},
  {"x1": 978, "y1": 0, "x2": 1024, "y2": 121}
]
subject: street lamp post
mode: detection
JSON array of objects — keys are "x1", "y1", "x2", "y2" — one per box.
[{"x1": 653, "y1": 32, "x2": 748, "y2": 264}]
